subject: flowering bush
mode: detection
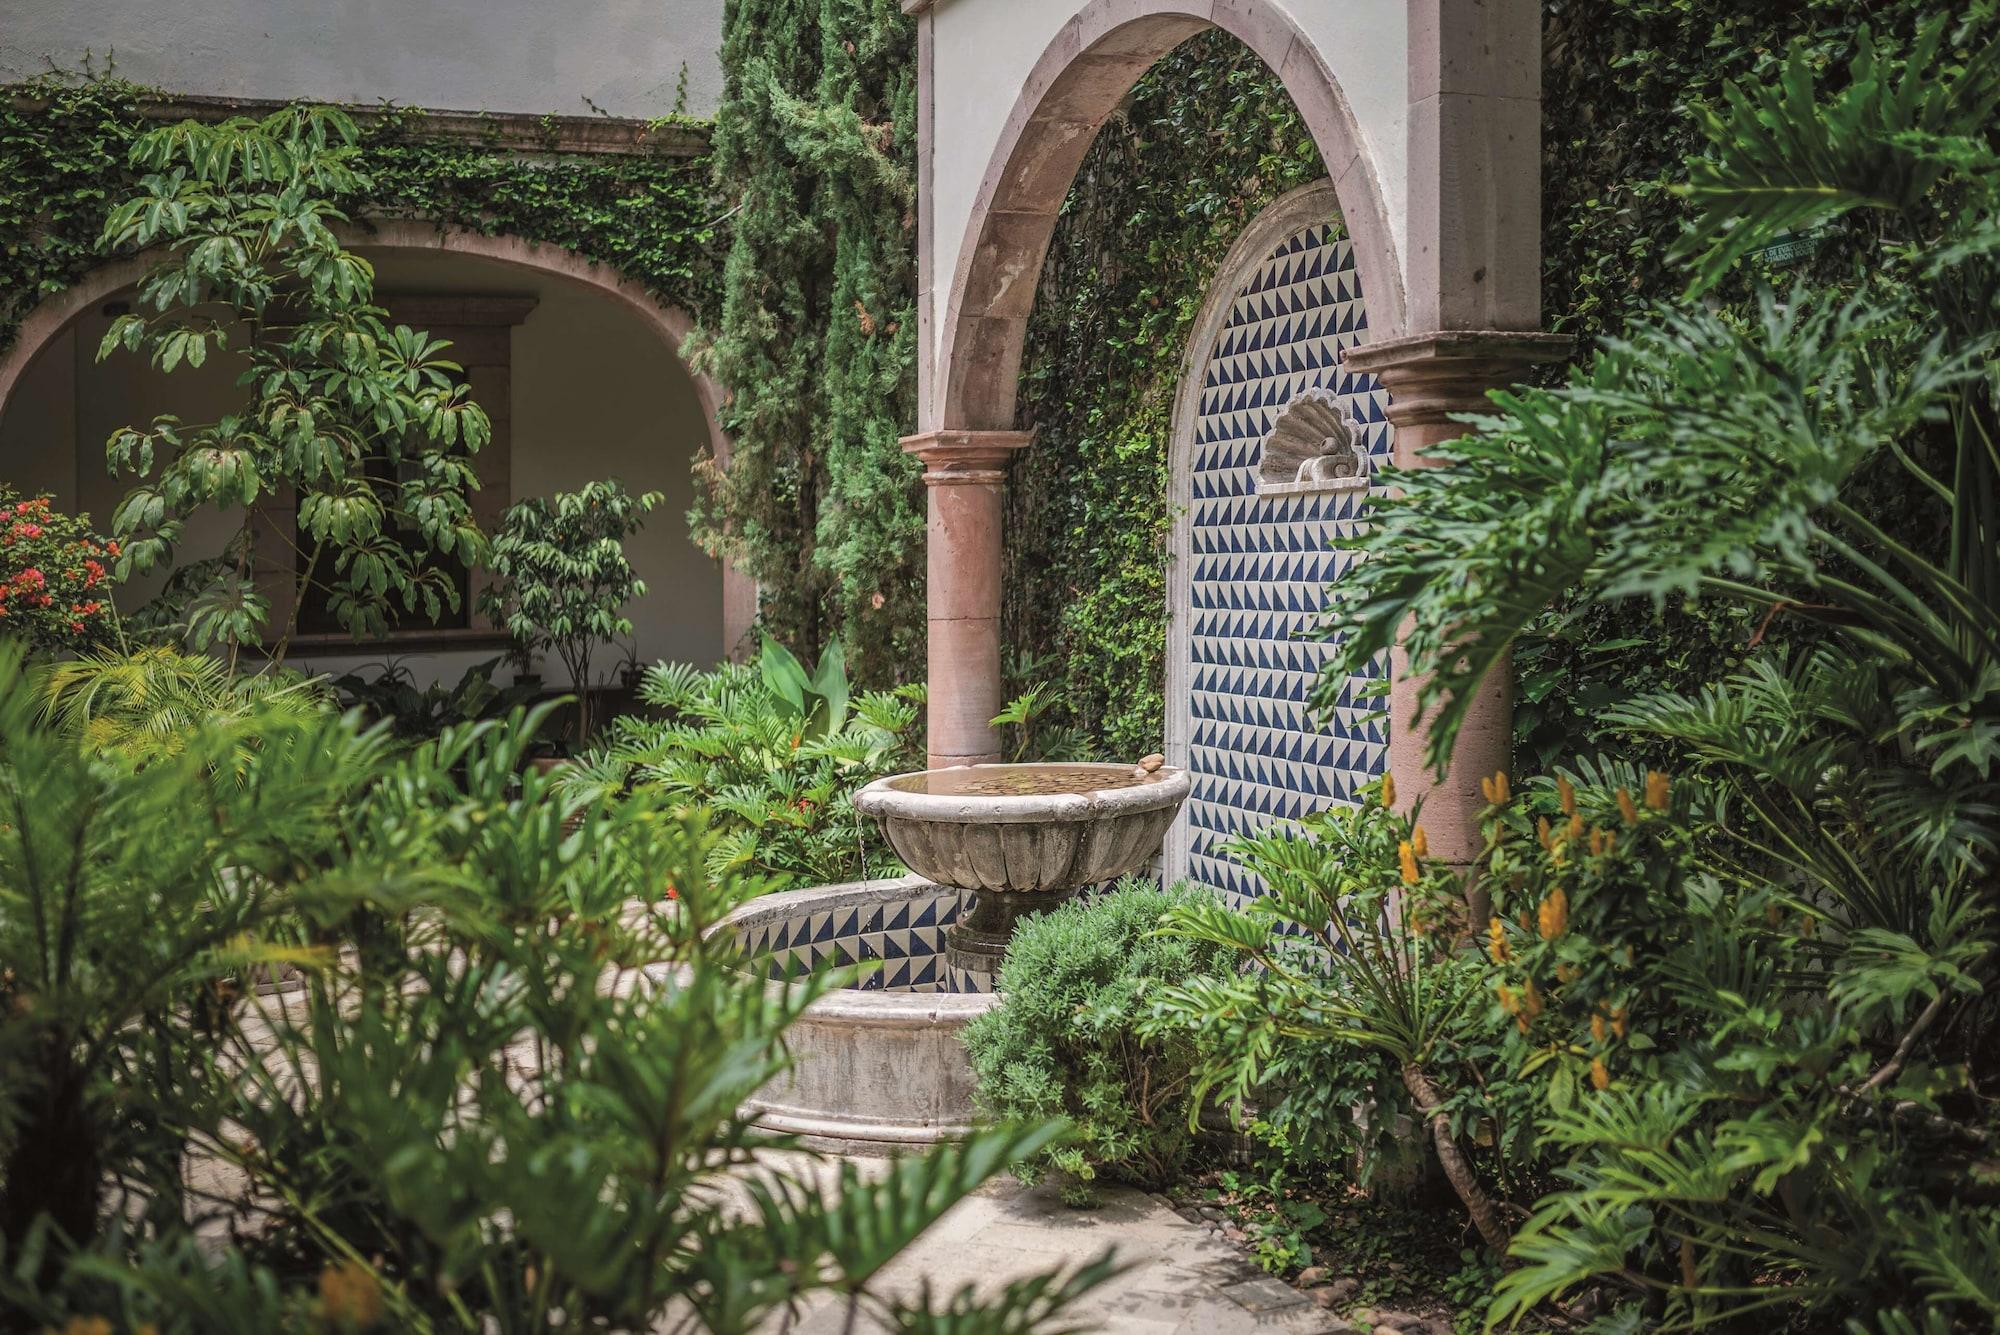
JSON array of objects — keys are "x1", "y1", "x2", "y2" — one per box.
[{"x1": 0, "y1": 488, "x2": 121, "y2": 654}]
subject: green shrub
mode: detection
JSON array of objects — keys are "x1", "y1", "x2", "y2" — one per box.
[
  {"x1": 962, "y1": 881, "x2": 1237, "y2": 1205},
  {"x1": 479, "y1": 478, "x2": 662, "y2": 742},
  {"x1": 568, "y1": 634, "x2": 922, "y2": 889}
]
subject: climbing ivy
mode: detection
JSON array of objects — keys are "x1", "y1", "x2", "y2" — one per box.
[
  {"x1": 1005, "y1": 33, "x2": 1326, "y2": 758},
  {"x1": 689, "y1": 0, "x2": 921, "y2": 687},
  {"x1": 0, "y1": 75, "x2": 719, "y2": 364}
]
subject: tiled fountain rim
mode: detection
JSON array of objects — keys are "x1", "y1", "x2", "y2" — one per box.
[
  {"x1": 708, "y1": 876, "x2": 995, "y2": 1151},
  {"x1": 711, "y1": 875, "x2": 1000, "y2": 1014}
]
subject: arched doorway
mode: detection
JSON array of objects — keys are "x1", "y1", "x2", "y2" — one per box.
[
  {"x1": 0, "y1": 224, "x2": 754, "y2": 679},
  {"x1": 907, "y1": 0, "x2": 1563, "y2": 865}
]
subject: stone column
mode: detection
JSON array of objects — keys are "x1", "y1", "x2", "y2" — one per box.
[
  {"x1": 1341, "y1": 332, "x2": 1569, "y2": 870},
  {"x1": 901, "y1": 429, "x2": 1034, "y2": 768}
]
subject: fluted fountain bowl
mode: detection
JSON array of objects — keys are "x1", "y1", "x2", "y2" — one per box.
[{"x1": 853, "y1": 763, "x2": 1190, "y2": 894}]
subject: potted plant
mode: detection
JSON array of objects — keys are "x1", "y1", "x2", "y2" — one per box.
[{"x1": 478, "y1": 479, "x2": 661, "y2": 758}]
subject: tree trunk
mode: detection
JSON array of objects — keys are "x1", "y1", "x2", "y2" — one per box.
[{"x1": 1401, "y1": 1062, "x2": 1511, "y2": 1252}]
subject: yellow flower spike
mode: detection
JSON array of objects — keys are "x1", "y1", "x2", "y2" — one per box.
[
  {"x1": 1518, "y1": 908, "x2": 1533, "y2": 932},
  {"x1": 1492, "y1": 770, "x2": 1511, "y2": 803},
  {"x1": 1644, "y1": 770, "x2": 1670, "y2": 811},
  {"x1": 1557, "y1": 774, "x2": 1576, "y2": 816},
  {"x1": 1556, "y1": 962, "x2": 1578, "y2": 984},
  {"x1": 1517, "y1": 1013, "x2": 1532, "y2": 1034},
  {"x1": 1616, "y1": 787, "x2": 1639, "y2": 826},
  {"x1": 1480, "y1": 774, "x2": 1496, "y2": 804},
  {"x1": 1380, "y1": 773, "x2": 1397, "y2": 808},
  {"x1": 1590, "y1": 1013, "x2": 1607, "y2": 1044},
  {"x1": 1590, "y1": 1058, "x2": 1611, "y2": 1091},
  {"x1": 1411, "y1": 824, "x2": 1430, "y2": 859},
  {"x1": 1398, "y1": 840, "x2": 1420, "y2": 885},
  {"x1": 318, "y1": 1259, "x2": 385, "y2": 1330},
  {"x1": 1538, "y1": 886, "x2": 1569, "y2": 940},
  {"x1": 1611, "y1": 1007, "x2": 1628, "y2": 1039},
  {"x1": 1521, "y1": 977, "x2": 1544, "y2": 1020},
  {"x1": 1487, "y1": 918, "x2": 1512, "y2": 964},
  {"x1": 1497, "y1": 985, "x2": 1520, "y2": 1015},
  {"x1": 1567, "y1": 812, "x2": 1584, "y2": 841},
  {"x1": 1536, "y1": 816, "x2": 1553, "y2": 850}
]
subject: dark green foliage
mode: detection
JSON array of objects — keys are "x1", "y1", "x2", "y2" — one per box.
[
  {"x1": 1521, "y1": 0, "x2": 1985, "y2": 763},
  {"x1": 1006, "y1": 33, "x2": 1326, "y2": 756},
  {"x1": 690, "y1": 0, "x2": 922, "y2": 686},
  {"x1": 962, "y1": 882, "x2": 1239, "y2": 1205},
  {"x1": 328, "y1": 654, "x2": 539, "y2": 743},
  {"x1": 1224, "y1": 20, "x2": 2000, "y2": 1327},
  {"x1": 479, "y1": 478, "x2": 663, "y2": 741}
]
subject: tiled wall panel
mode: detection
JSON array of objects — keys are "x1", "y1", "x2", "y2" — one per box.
[{"x1": 1182, "y1": 222, "x2": 1391, "y2": 903}]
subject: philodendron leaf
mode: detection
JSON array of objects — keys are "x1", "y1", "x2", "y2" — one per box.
[
  {"x1": 809, "y1": 634, "x2": 851, "y2": 737},
  {"x1": 760, "y1": 633, "x2": 810, "y2": 717}
]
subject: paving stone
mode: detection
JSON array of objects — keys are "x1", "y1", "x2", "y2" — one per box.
[{"x1": 1220, "y1": 1276, "x2": 1309, "y2": 1313}]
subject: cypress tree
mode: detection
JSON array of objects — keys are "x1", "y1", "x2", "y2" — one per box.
[{"x1": 692, "y1": 0, "x2": 921, "y2": 683}]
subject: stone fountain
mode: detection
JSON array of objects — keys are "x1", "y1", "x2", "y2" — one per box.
[
  {"x1": 711, "y1": 760, "x2": 1188, "y2": 1151},
  {"x1": 853, "y1": 761, "x2": 1191, "y2": 986}
]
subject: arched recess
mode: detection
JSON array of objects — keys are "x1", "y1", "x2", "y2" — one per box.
[
  {"x1": 0, "y1": 221, "x2": 755, "y2": 660},
  {"x1": 1160, "y1": 180, "x2": 1390, "y2": 894},
  {"x1": 933, "y1": 0, "x2": 1406, "y2": 434}
]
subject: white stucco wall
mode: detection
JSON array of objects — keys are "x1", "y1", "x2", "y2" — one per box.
[
  {"x1": 1, "y1": 0, "x2": 726, "y2": 119},
  {"x1": 923, "y1": 0, "x2": 1409, "y2": 386}
]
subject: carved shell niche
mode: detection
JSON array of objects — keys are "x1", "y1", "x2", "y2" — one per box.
[{"x1": 1257, "y1": 387, "x2": 1370, "y2": 492}]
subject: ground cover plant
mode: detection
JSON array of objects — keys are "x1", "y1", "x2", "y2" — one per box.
[
  {"x1": 0, "y1": 646, "x2": 1111, "y2": 1331},
  {"x1": 1156, "y1": 19, "x2": 2000, "y2": 1330},
  {"x1": 963, "y1": 882, "x2": 1238, "y2": 1204},
  {"x1": 567, "y1": 634, "x2": 922, "y2": 889}
]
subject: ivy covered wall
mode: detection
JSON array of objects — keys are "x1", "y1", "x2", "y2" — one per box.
[
  {"x1": 1002, "y1": 1, "x2": 1970, "y2": 763},
  {"x1": 1004, "y1": 33, "x2": 1324, "y2": 760},
  {"x1": 0, "y1": 77, "x2": 719, "y2": 361}
]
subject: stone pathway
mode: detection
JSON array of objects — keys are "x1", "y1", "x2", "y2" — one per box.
[{"x1": 763, "y1": 1166, "x2": 1355, "y2": 1334}]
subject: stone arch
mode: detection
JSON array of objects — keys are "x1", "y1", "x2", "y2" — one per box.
[
  {"x1": 934, "y1": 0, "x2": 1406, "y2": 433},
  {"x1": 0, "y1": 221, "x2": 755, "y2": 656}
]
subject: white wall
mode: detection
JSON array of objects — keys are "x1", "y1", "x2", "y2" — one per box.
[{"x1": 1, "y1": 0, "x2": 726, "y2": 119}]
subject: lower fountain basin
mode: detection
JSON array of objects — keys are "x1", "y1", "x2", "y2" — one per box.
[{"x1": 711, "y1": 876, "x2": 999, "y2": 1153}]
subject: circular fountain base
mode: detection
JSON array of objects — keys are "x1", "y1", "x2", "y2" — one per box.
[{"x1": 712, "y1": 876, "x2": 1000, "y2": 1153}]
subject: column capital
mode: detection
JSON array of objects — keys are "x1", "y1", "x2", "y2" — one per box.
[
  {"x1": 900, "y1": 429, "x2": 1035, "y2": 486},
  {"x1": 1342, "y1": 330, "x2": 1572, "y2": 428}
]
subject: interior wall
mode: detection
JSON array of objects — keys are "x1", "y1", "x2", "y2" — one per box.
[{"x1": 0, "y1": 247, "x2": 724, "y2": 688}]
